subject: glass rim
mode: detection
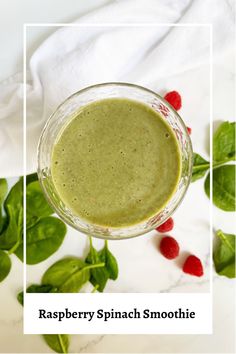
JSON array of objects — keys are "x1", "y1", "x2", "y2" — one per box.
[{"x1": 37, "y1": 82, "x2": 193, "y2": 240}]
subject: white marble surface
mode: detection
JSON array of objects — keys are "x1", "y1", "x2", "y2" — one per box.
[{"x1": 0, "y1": 0, "x2": 235, "y2": 353}]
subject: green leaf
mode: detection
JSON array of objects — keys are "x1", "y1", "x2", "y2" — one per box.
[
  {"x1": 0, "y1": 175, "x2": 67, "y2": 263},
  {"x1": 0, "y1": 179, "x2": 8, "y2": 225},
  {"x1": 0, "y1": 250, "x2": 11, "y2": 282},
  {"x1": 0, "y1": 215, "x2": 7, "y2": 235},
  {"x1": 42, "y1": 257, "x2": 104, "y2": 293},
  {"x1": 0, "y1": 205, "x2": 20, "y2": 251},
  {"x1": 43, "y1": 334, "x2": 69, "y2": 353},
  {"x1": 17, "y1": 284, "x2": 53, "y2": 306},
  {"x1": 205, "y1": 165, "x2": 235, "y2": 211},
  {"x1": 0, "y1": 179, "x2": 23, "y2": 251},
  {"x1": 26, "y1": 173, "x2": 38, "y2": 185},
  {"x1": 26, "y1": 181, "x2": 53, "y2": 228},
  {"x1": 14, "y1": 216, "x2": 66, "y2": 264},
  {"x1": 0, "y1": 179, "x2": 8, "y2": 233},
  {"x1": 4, "y1": 178, "x2": 23, "y2": 211},
  {"x1": 0, "y1": 178, "x2": 8, "y2": 204},
  {"x1": 213, "y1": 121, "x2": 236, "y2": 162},
  {"x1": 213, "y1": 230, "x2": 235, "y2": 278},
  {"x1": 191, "y1": 153, "x2": 210, "y2": 182},
  {"x1": 99, "y1": 240, "x2": 119, "y2": 280},
  {"x1": 86, "y1": 237, "x2": 109, "y2": 292},
  {"x1": 1, "y1": 206, "x2": 23, "y2": 255},
  {"x1": 17, "y1": 292, "x2": 24, "y2": 306}
]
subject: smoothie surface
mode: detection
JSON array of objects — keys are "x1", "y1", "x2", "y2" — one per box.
[{"x1": 51, "y1": 98, "x2": 181, "y2": 227}]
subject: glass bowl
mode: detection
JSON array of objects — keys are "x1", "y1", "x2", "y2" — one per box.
[{"x1": 37, "y1": 83, "x2": 193, "y2": 239}]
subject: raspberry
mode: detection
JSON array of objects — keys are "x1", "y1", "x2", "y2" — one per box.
[
  {"x1": 187, "y1": 126, "x2": 192, "y2": 135},
  {"x1": 182, "y1": 255, "x2": 204, "y2": 277},
  {"x1": 156, "y1": 217, "x2": 174, "y2": 233},
  {"x1": 164, "y1": 91, "x2": 182, "y2": 111},
  {"x1": 159, "y1": 236, "x2": 180, "y2": 259}
]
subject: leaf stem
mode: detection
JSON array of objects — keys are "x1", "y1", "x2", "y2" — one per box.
[
  {"x1": 216, "y1": 230, "x2": 235, "y2": 253},
  {"x1": 58, "y1": 334, "x2": 67, "y2": 354},
  {"x1": 8, "y1": 239, "x2": 21, "y2": 255},
  {"x1": 85, "y1": 262, "x2": 105, "y2": 271},
  {"x1": 89, "y1": 235, "x2": 93, "y2": 248},
  {"x1": 91, "y1": 284, "x2": 99, "y2": 293},
  {"x1": 193, "y1": 160, "x2": 232, "y2": 173},
  {"x1": 104, "y1": 239, "x2": 108, "y2": 249},
  {"x1": 212, "y1": 161, "x2": 231, "y2": 169},
  {"x1": 192, "y1": 163, "x2": 210, "y2": 171}
]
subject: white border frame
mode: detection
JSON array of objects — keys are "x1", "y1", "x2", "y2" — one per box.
[{"x1": 23, "y1": 23, "x2": 213, "y2": 334}]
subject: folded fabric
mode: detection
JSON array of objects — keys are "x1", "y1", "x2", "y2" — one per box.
[{"x1": 0, "y1": 0, "x2": 234, "y2": 177}]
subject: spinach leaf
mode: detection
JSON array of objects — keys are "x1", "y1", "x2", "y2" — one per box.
[
  {"x1": 86, "y1": 237, "x2": 109, "y2": 292},
  {"x1": 17, "y1": 292, "x2": 24, "y2": 306},
  {"x1": 0, "y1": 179, "x2": 23, "y2": 251},
  {"x1": 26, "y1": 172, "x2": 38, "y2": 185},
  {"x1": 213, "y1": 230, "x2": 235, "y2": 278},
  {"x1": 99, "y1": 240, "x2": 119, "y2": 280},
  {"x1": 17, "y1": 284, "x2": 53, "y2": 306},
  {"x1": 213, "y1": 121, "x2": 235, "y2": 162},
  {"x1": 0, "y1": 176, "x2": 68, "y2": 264},
  {"x1": 0, "y1": 179, "x2": 8, "y2": 232},
  {"x1": 205, "y1": 165, "x2": 235, "y2": 211},
  {"x1": 26, "y1": 181, "x2": 53, "y2": 228},
  {"x1": 15, "y1": 216, "x2": 66, "y2": 264},
  {"x1": 17, "y1": 281, "x2": 70, "y2": 353},
  {"x1": 0, "y1": 179, "x2": 7, "y2": 203},
  {"x1": 43, "y1": 334, "x2": 69, "y2": 354},
  {"x1": 42, "y1": 257, "x2": 104, "y2": 293},
  {"x1": 0, "y1": 205, "x2": 20, "y2": 251},
  {"x1": 4, "y1": 178, "x2": 23, "y2": 212},
  {"x1": 191, "y1": 153, "x2": 210, "y2": 182},
  {"x1": 0, "y1": 250, "x2": 11, "y2": 282}
]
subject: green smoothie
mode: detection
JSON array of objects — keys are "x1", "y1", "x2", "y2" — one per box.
[{"x1": 51, "y1": 98, "x2": 181, "y2": 227}]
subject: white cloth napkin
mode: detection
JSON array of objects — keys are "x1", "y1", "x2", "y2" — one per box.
[{"x1": 0, "y1": 0, "x2": 234, "y2": 177}]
